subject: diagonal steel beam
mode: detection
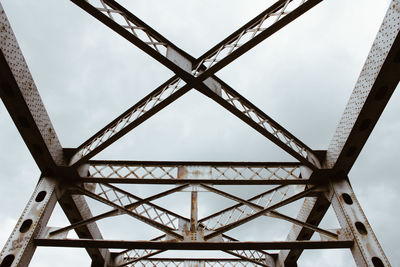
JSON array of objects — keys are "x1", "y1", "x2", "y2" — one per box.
[
  {"x1": 221, "y1": 235, "x2": 277, "y2": 267},
  {"x1": 110, "y1": 235, "x2": 166, "y2": 267},
  {"x1": 50, "y1": 184, "x2": 189, "y2": 237},
  {"x1": 197, "y1": 78, "x2": 321, "y2": 169},
  {"x1": 204, "y1": 186, "x2": 316, "y2": 240},
  {"x1": 0, "y1": 5, "x2": 64, "y2": 174},
  {"x1": 0, "y1": 4, "x2": 108, "y2": 265},
  {"x1": 279, "y1": 1, "x2": 400, "y2": 265},
  {"x1": 69, "y1": 77, "x2": 191, "y2": 166},
  {"x1": 325, "y1": 0, "x2": 400, "y2": 173},
  {"x1": 69, "y1": 0, "x2": 322, "y2": 168},
  {"x1": 73, "y1": 184, "x2": 186, "y2": 240},
  {"x1": 200, "y1": 184, "x2": 338, "y2": 240}
]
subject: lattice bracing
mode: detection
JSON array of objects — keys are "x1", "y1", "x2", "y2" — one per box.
[
  {"x1": 1, "y1": 0, "x2": 399, "y2": 266},
  {"x1": 200, "y1": 185, "x2": 293, "y2": 231},
  {"x1": 71, "y1": 78, "x2": 188, "y2": 164},
  {"x1": 69, "y1": 0, "x2": 322, "y2": 169},
  {"x1": 75, "y1": 183, "x2": 187, "y2": 238},
  {"x1": 87, "y1": 161, "x2": 303, "y2": 183}
]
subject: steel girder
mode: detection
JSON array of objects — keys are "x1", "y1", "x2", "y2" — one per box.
[
  {"x1": 0, "y1": 3, "x2": 108, "y2": 266},
  {"x1": 0, "y1": 0, "x2": 399, "y2": 266},
  {"x1": 278, "y1": 1, "x2": 400, "y2": 265}
]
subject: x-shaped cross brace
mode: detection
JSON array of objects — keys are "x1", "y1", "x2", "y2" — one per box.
[{"x1": 68, "y1": 0, "x2": 323, "y2": 170}]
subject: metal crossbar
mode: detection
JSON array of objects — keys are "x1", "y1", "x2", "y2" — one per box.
[{"x1": 0, "y1": 0, "x2": 398, "y2": 267}]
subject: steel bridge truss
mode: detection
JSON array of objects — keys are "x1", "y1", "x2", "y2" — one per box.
[{"x1": 0, "y1": 0, "x2": 399, "y2": 266}]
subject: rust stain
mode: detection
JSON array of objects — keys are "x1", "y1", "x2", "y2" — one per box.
[{"x1": 177, "y1": 166, "x2": 187, "y2": 179}]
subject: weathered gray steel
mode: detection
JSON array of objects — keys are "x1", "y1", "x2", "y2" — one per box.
[
  {"x1": 69, "y1": 0, "x2": 322, "y2": 169},
  {"x1": 0, "y1": 0, "x2": 397, "y2": 266},
  {"x1": 34, "y1": 239, "x2": 353, "y2": 250},
  {"x1": 85, "y1": 161, "x2": 306, "y2": 185},
  {"x1": 330, "y1": 177, "x2": 390, "y2": 267},
  {"x1": 0, "y1": 3, "x2": 108, "y2": 266},
  {"x1": 280, "y1": 1, "x2": 400, "y2": 265}
]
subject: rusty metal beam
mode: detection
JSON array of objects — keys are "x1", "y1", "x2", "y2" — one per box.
[
  {"x1": 110, "y1": 258, "x2": 276, "y2": 267},
  {"x1": 0, "y1": 4, "x2": 108, "y2": 266},
  {"x1": 0, "y1": 177, "x2": 57, "y2": 267},
  {"x1": 0, "y1": 4, "x2": 63, "y2": 174},
  {"x1": 50, "y1": 184, "x2": 189, "y2": 237},
  {"x1": 83, "y1": 160, "x2": 308, "y2": 185},
  {"x1": 280, "y1": 1, "x2": 400, "y2": 265},
  {"x1": 69, "y1": 0, "x2": 322, "y2": 169},
  {"x1": 73, "y1": 184, "x2": 186, "y2": 240},
  {"x1": 196, "y1": 79, "x2": 321, "y2": 169},
  {"x1": 325, "y1": 0, "x2": 400, "y2": 173},
  {"x1": 34, "y1": 239, "x2": 353, "y2": 250},
  {"x1": 330, "y1": 177, "x2": 390, "y2": 266},
  {"x1": 69, "y1": 78, "x2": 191, "y2": 166},
  {"x1": 200, "y1": 184, "x2": 338, "y2": 240},
  {"x1": 204, "y1": 186, "x2": 317, "y2": 240}
]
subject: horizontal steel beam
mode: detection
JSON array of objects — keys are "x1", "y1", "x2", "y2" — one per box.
[
  {"x1": 84, "y1": 161, "x2": 308, "y2": 185},
  {"x1": 111, "y1": 257, "x2": 275, "y2": 267},
  {"x1": 35, "y1": 239, "x2": 353, "y2": 250}
]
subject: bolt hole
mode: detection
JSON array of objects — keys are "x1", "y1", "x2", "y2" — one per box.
[
  {"x1": 372, "y1": 257, "x2": 384, "y2": 267},
  {"x1": 0, "y1": 254, "x2": 15, "y2": 267},
  {"x1": 355, "y1": 221, "x2": 368, "y2": 235},
  {"x1": 342, "y1": 193, "x2": 353, "y2": 205},
  {"x1": 374, "y1": 86, "x2": 388, "y2": 101},
  {"x1": 359, "y1": 119, "x2": 371, "y2": 131},
  {"x1": 19, "y1": 219, "x2": 33, "y2": 233},
  {"x1": 35, "y1": 191, "x2": 47, "y2": 202}
]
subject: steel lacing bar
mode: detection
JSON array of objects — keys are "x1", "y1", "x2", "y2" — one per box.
[
  {"x1": 225, "y1": 251, "x2": 269, "y2": 267},
  {"x1": 221, "y1": 235, "x2": 275, "y2": 267},
  {"x1": 94, "y1": 183, "x2": 186, "y2": 230},
  {"x1": 114, "y1": 235, "x2": 166, "y2": 267},
  {"x1": 73, "y1": 184, "x2": 186, "y2": 240},
  {"x1": 199, "y1": 185, "x2": 291, "y2": 231},
  {"x1": 130, "y1": 258, "x2": 258, "y2": 267},
  {"x1": 204, "y1": 186, "x2": 317, "y2": 240},
  {"x1": 87, "y1": 161, "x2": 302, "y2": 181},
  {"x1": 200, "y1": 184, "x2": 338, "y2": 240},
  {"x1": 198, "y1": 78, "x2": 320, "y2": 169},
  {"x1": 192, "y1": 0, "x2": 320, "y2": 77},
  {"x1": 199, "y1": 185, "x2": 286, "y2": 228},
  {"x1": 50, "y1": 185, "x2": 189, "y2": 237},
  {"x1": 70, "y1": 0, "x2": 321, "y2": 167}
]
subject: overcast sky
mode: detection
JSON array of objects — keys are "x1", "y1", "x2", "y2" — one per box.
[{"x1": 0, "y1": 0, "x2": 399, "y2": 266}]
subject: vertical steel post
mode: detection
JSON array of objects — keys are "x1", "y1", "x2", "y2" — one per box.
[
  {"x1": 0, "y1": 177, "x2": 57, "y2": 267},
  {"x1": 190, "y1": 190, "x2": 198, "y2": 233},
  {"x1": 330, "y1": 177, "x2": 390, "y2": 267}
]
